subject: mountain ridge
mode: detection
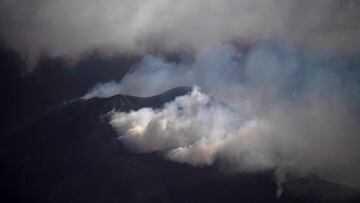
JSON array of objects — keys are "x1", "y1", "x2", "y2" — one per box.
[{"x1": 1, "y1": 87, "x2": 359, "y2": 203}]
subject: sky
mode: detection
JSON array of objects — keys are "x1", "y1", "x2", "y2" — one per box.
[{"x1": 1, "y1": 0, "x2": 360, "y2": 61}]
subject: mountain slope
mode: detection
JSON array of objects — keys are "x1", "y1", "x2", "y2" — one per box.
[{"x1": 1, "y1": 87, "x2": 359, "y2": 203}]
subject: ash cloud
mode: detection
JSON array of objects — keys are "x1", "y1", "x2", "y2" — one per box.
[
  {"x1": 1, "y1": 0, "x2": 360, "y2": 63},
  {"x1": 88, "y1": 43, "x2": 360, "y2": 192}
]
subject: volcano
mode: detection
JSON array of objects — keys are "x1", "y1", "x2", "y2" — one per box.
[{"x1": 1, "y1": 87, "x2": 359, "y2": 203}]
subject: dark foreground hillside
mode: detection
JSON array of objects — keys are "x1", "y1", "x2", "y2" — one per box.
[{"x1": 1, "y1": 87, "x2": 359, "y2": 203}]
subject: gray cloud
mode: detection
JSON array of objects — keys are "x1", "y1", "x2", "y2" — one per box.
[{"x1": 1, "y1": 0, "x2": 360, "y2": 63}]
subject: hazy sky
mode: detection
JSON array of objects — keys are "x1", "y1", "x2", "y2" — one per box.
[{"x1": 1, "y1": 0, "x2": 360, "y2": 60}]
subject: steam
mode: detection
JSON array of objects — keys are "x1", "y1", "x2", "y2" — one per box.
[
  {"x1": 86, "y1": 43, "x2": 360, "y2": 194},
  {"x1": 1, "y1": 0, "x2": 360, "y2": 62}
]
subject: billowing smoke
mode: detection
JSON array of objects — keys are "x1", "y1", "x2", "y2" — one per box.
[
  {"x1": 85, "y1": 42, "x2": 360, "y2": 194},
  {"x1": 3, "y1": 0, "x2": 359, "y2": 197},
  {"x1": 1, "y1": 0, "x2": 360, "y2": 63},
  {"x1": 110, "y1": 87, "x2": 256, "y2": 166}
]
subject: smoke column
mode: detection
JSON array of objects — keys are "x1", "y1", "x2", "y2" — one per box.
[{"x1": 85, "y1": 42, "x2": 360, "y2": 194}]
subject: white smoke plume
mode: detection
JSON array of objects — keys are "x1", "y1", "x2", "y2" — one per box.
[
  {"x1": 110, "y1": 86, "x2": 360, "y2": 195},
  {"x1": 85, "y1": 42, "x2": 360, "y2": 193},
  {"x1": 110, "y1": 87, "x2": 249, "y2": 165},
  {"x1": 1, "y1": 0, "x2": 360, "y2": 62}
]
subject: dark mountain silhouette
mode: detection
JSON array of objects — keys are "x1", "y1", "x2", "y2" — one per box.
[
  {"x1": 1, "y1": 87, "x2": 359, "y2": 203},
  {"x1": 0, "y1": 43, "x2": 192, "y2": 137},
  {"x1": 0, "y1": 43, "x2": 141, "y2": 136}
]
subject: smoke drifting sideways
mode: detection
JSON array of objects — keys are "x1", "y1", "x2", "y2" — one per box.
[
  {"x1": 85, "y1": 42, "x2": 360, "y2": 194},
  {"x1": 1, "y1": 0, "x2": 360, "y2": 64}
]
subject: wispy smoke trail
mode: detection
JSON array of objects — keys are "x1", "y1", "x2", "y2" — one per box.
[{"x1": 86, "y1": 42, "x2": 360, "y2": 192}]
